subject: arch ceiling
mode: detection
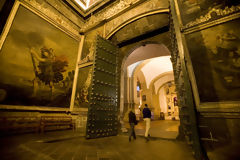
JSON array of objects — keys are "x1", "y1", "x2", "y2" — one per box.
[
  {"x1": 154, "y1": 74, "x2": 174, "y2": 94},
  {"x1": 125, "y1": 44, "x2": 170, "y2": 67},
  {"x1": 125, "y1": 43, "x2": 172, "y2": 89},
  {"x1": 127, "y1": 61, "x2": 143, "y2": 77},
  {"x1": 141, "y1": 56, "x2": 173, "y2": 88},
  {"x1": 127, "y1": 56, "x2": 173, "y2": 89}
]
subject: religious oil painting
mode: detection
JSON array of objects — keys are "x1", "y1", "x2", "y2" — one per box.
[
  {"x1": 74, "y1": 66, "x2": 93, "y2": 108},
  {"x1": 177, "y1": 0, "x2": 240, "y2": 25},
  {"x1": 186, "y1": 18, "x2": 240, "y2": 103},
  {"x1": 0, "y1": 5, "x2": 79, "y2": 107}
]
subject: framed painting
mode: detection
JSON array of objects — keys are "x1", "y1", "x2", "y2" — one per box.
[
  {"x1": 74, "y1": 65, "x2": 93, "y2": 108},
  {"x1": 142, "y1": 95, "x2": 146, "y2": 101},
  {"x1": 185, "y1": 17, "x2": 240, "y2": 110},
  {"x1": 0, "y1": 1, "x2": 80, "y2": 109}
]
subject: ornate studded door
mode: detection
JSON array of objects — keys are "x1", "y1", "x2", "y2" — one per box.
[
  {"x1": 169, "y1": 1, "x2": 207, "y2": 159},
  {"x1": 86, "y1": 35, "x2": 119, "y2": 139}
]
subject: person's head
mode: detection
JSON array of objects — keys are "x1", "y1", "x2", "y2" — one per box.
[{"x1": 145, "y1": 104, "x2": 148, "y2": 108}]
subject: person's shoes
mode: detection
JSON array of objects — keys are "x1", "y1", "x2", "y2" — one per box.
[
  {"x1": 129, "y1": 137, "x2": 131, "y2": 142},
  {"x1": 145, "y1": 137, "x2": 149, "y2": 142}
]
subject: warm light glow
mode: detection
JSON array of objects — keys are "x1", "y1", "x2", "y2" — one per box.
[
  {"x1": 75, "y1": 0, "x2": 88, "y2": 10},
  {"x1": 127, "y1": 61, "x2": 142, "y2": 77},
  {"x1": 74, "y1": 0, "x2": 102, "y2": 10},
  {"x1": 141, "y1": 56, "x2": 173, "y2": 88},
  {"x1": 154, "y1": 74, "x2": 174, "y2": 94}
]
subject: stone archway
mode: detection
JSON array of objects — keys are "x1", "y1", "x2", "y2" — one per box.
[
  {"x1": 118, "y1": 43, "x2": 172, "y2": 131},
  {"x1": 104, "y1": 10, "x2": 171, "y2": 124}
]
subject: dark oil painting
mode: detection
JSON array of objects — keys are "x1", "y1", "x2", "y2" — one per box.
[
  {"x1": 74, "y1": 66, "x2": 93, "y2": 108},
  {"x1": 177, "y1": 0, "x2": 240, "y2": 25},
  {"x1": 0, "y1": 5, "x2": 79, "y2": 107},
  {"x1": 186, "y1": 18, "x2": 240, "y2": 102}
]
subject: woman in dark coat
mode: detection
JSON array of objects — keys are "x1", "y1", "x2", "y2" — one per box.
[{"x1": 128, "y1": 109, "x2": 137, "y2": 142}]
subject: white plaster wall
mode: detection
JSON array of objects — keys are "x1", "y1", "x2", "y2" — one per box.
[{"x1": 159, "y1": 86, "x2": 167, "y2": 113}]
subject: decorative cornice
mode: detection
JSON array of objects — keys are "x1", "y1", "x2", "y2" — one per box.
[
  {"x1": 22, "y1": 0, "x2": 168, "y2": 35},
  {"x1": 79, "y1": 0, "x2": 141, "y2": 32},
  {"x1": 182, "y1": 4, "x2": 240, "y2": 31}
]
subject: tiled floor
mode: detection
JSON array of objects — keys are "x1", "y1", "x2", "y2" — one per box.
[{"x1": 0, "y1": 120, "x2": 194, "y2": 160}]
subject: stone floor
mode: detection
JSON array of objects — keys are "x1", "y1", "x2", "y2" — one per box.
[
  {"x1": 125, "y1": 120, "x2": 180, "y2": 139},
  {"x1": 0, "y1": 120, "x2": 195, "y2": 160},
  {"x1": 0, "y1": 131, "x2": 194, "y2": 160}
]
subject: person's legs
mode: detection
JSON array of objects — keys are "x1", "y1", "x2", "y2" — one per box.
[
  {"x1": 144, "y1": 118, "x2": 150, "y2": 137},
  {"x1": 132, "y1": 123, "x2": 136, "y2": 139},
  {"x1": 144, "y1": 118, "x2": 147, "y2": 137},
  {"x1": 129, "y1": 123, "x2": 135, "y2": 141},
  {"x1": 147, "y1": 118, "x2": 150, "y2": 136},
  {"x1": 129, "y1": 123, "x2": 132, "y2": 141},
  {"x1": 144, "y1": 118, "x2": 150, "y2": 141}
]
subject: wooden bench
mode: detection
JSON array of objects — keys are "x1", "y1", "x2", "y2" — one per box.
[
  {"x1": 40, "y1": 116, "x2": 75, "y2": 133},
  {"x1": 0, "y1": 116, "x2": 40, "y2": 135}
]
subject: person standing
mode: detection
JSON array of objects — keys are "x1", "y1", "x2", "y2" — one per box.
[
  {"x1": 143, "y1": 104, "x2": 151, "y2": 141},
  {"x1": 128, "y1": 109, "x2": 137, "y2": 142}
]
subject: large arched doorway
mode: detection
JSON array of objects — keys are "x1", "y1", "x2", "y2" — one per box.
[
  {"x1": 101, "y1": 8, "x2": 203, "y2": 159},
  {"x1": 119, "y1": 43, "x2": 180, "y2": 139}
]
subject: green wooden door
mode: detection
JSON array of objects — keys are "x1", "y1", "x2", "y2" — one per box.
[
  {"x1": 86, "y1": 35, "x2": 119, "y2": 139},
  {"x1": 169, "y1": 1, "x2": 207, "y2": 159}
]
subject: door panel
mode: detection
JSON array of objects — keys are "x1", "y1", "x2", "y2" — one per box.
[
  {"x1": 169, "y1": 1, "x2": 207, "y2": 159},
  {"x1": 86, "y1": 35, "x2": 119, "y2": 139}
]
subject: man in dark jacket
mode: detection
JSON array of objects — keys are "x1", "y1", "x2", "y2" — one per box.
[
  {"x1": 142, "y1": 104, "x2": 151, "y2": 141},
  {"x1": 128, "y1": 109, "x2": 137, "y2": 142}
]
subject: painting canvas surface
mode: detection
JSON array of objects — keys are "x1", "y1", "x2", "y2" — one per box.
[
  {"x1": 0, "y1": 5, "x2": 79, "y2": 107},
  {"x1": 75, "y1": 66, "x2": 92, "y2": 108},
  {"x1": 186, "y1": 19, "x2": 240, "y2": 102}
]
